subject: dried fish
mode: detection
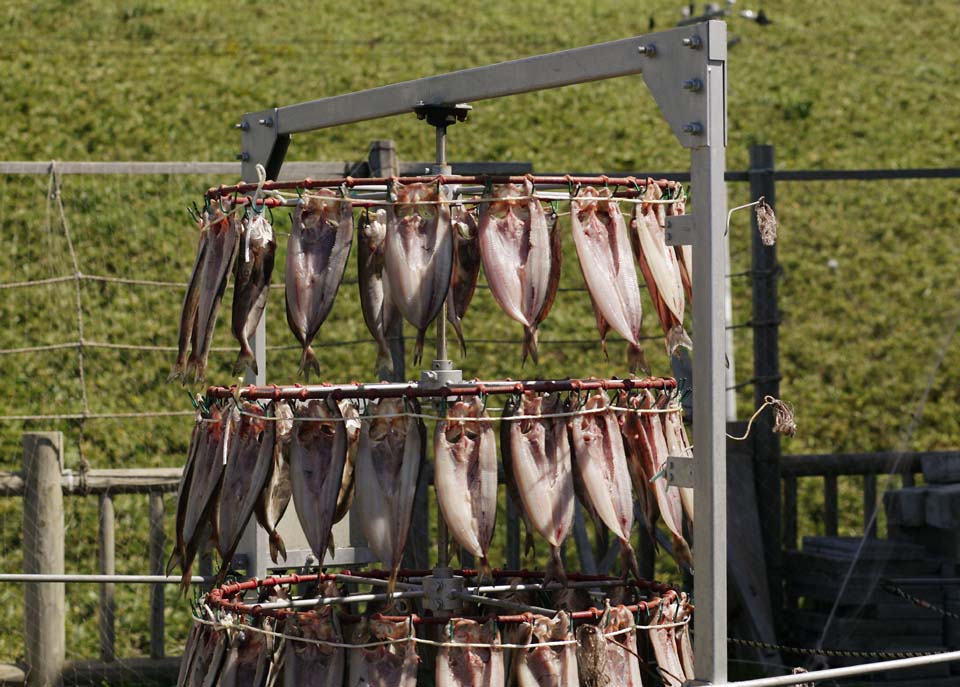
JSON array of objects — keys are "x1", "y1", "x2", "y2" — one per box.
[
  {"x1": 168, "y1": 410, "x2": 203, "y2": 576},
  {"x1": 434, "y1": 397, "x2": 498, "y2": 574},
  {"x1": 499, "y1": 397, "x2": 537, "y2": 561},
  {"x1": 447, "y1": 205, "x2": 482, "y2": 356},
  {"x1": 574, "y1": 625, "x2": 607, "y2": 687},
  {"x1": 255, "y1": 401, "x2": 294, "y2": 563},
  {"x1": 170, "y1": 215, "x2": 209, "y2": 382},
  {"x1": 618, "y1": 392, "x2": 660, "y2": 552},
  {"x1": 290, "y1": 399, "x2": 348, "y2": 564},
  {"x1": 285, "y1": 606, "x2": 345, "y2": 687},
  {"x1": 436, "y1": 619, "x2": 504, "y2": 687},
  {"x1": 348, "y1": 617, "x2": 419, "y2": 687},
  {"x1": 189, "y1": 618, "x2": 231, "y2": 687},
  {"x1": 570, "y1": 392, "x2": 641, "y2": 581},
  {"x1": 515, "y1": 612, "x2": 577, "y2": 687},
  {"x1": 505, "y1": 392, "x2": 574, "y2": 583},
  {"x1": 355, "y1": 397, "x2": 425, "y2": 593},
  {"x1": 285, "y1": 190, "x2": 355, "y2": 378},
  {"x1": 599, "y1": 606, "x2": 643, "y2": 687},
  {"x1": 177, "y1": 620, "x2": 202, "y2": 687},
  {"x1": 383, "y1": 181, "x2": 453, "y2": 364},
  {"x1": 333, "y1": 400, "x2": 362, "y2": 528},
  {"x1": 649, "y1": 600, "x2": 687, "y2": 687},
  {"x1": 571, "y1": 187, "x2": 647, "y2": 373},
  {"x1": 661, "y1": 403, "x2": 694, "y2": 523},
  {"x1": 668, "y1": 193, "x2": 692, "y2": 304},
  {"x1": 478, "y1": 181, "x2": 561, "y2": 364},
  {"x1": 358, "y1": 208, "x2": 401, "y2": 379},
  {"x1": 231, "y1": 210, "x2": 276, "y2": 375}
]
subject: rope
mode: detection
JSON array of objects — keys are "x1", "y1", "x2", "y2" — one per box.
[
  {"x1": 726, "y1": 395, "x2": 796, "y2": 440},
  {"x1": 880, "y1": 580, "x2": 960, "y2": 621},
  {"x1": 0, "y1": 275, "x2": 75, "y2": 289},
  {"x1": 0, "y1": 410, "x2": 194, "y2": 422},
  {"x1": 728, "y1": 637, "x2": 943, "y2": 661}
]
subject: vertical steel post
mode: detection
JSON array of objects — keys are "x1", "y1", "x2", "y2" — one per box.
[
  {"x1": 98, "y1": 493, "x2": 116, "y2": 663},
  {"x1": 148, "y1": 491, "x2": 165, "y2": 659},
  {"x1": 690, "y1": 54, "x2": 728, "y2": 682}
]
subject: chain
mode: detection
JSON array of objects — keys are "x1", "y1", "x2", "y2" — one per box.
[
  {"x1": 881, "y1": 580, "x2": 960, "y2": 621},
  {"x1": 728, "y1": 637, "x2": 943, "y2": 660}
]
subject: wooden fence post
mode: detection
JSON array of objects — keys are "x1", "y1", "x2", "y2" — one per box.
[
  {"x1": 22, "y1": 432, "x2": 65, "y2": 687},
  {"x1": 749, "y1": 144, "x2": 783, "y2": 618}
]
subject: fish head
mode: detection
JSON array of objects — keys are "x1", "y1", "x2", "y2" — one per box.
[
  {"x1": 369, "y1": 617, "x2": 410, "y2": 642},
  {"x1": 368, "y1": 397, "x2": 406, "y2": 442},
  {"x1": 361, "y1": 208, "x2": 388, "y2": 248},
  {"x1": 295, "y1": 399, "x2": 340, "y2": 441},
  {"x1": 396, "y1": 182, "x2": 439, "y2": 220},
  {"x1": 487, "y1": 183, "x2": 529, "y2": 223},
  {"x1": 576, "y1": 392, "x2": 609, "y2": 441},
  {"x1": 274, "y1": 401, "x2": 295, "y2": 444},
  {"x1": 337, "y1": 400, "x2": 362, "y2": 444},
  {"x1": 451, "y1": 205, "x2": 479, "y2": 241},
  {"x1": 239, "y1": 402, "x2": 267, "y2": 439},
  {"x1": 517, "y1": 392, "x2": 543, "y2": 434},
  {"x1": 443, "y1": 397, "x2": 484, "y2": 443}
]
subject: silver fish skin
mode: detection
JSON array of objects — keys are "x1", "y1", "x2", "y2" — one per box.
[
  {"x1": 290, "y1": 399, "x2": 348, "y2": 564},
  {"x1": 217, "y1": 402, "x2": 269, "y2": 567},
  {"x1": 571, "y1": 392, "x2": 641, "y2": 581},
  {"x1": 189, "y1": 619, "x2": 231, "y2": 687},
  {"x1": 168, "y1": 410, "x2": 203, "y2": 576},
  {"x1": 231, "y1": 212, "x2": 276, "y2": 375},
  {"x1": 662, "y1": 403, "x2": 694, "y2": 523},
  {"x1": 631, "y1": 181, "x2": 691, "y2": 355},
  {"x1": 333, "y1": 399, "x2": 362, "y2": 526},
  {"x1": 220, "y1": 624, "x2": 268, "y2": 687},
  {"x1": 170, "y1": 217, "x2": 209, "y2": 382},
  {"x1": 348, "y1": 618, "x2": 419, "y2": 687},
  {"x1": 516, "y1": 612, "x2": 578, "y2": 687},
  {"x1": 499, "y1": 397, "x2": 537, "y2": 560},
  {"x1": 255, "y1": 400, "x2": 293, "y2": 563},
  {"x1": 383, "y1": 181, "x2": 453, "y2": 365},
  {"x1": 189, "y1": 204, "x2": 241, "y2": 383},
  {"x1": 358, "y1": 208, "x2": 400, "y2": 379},
  {"x1": 479, "y1": 181, "x2": 558, "y2": 364},
  {"x1": 447, "y1": 205, "x2": 481, "y2": 357},
  {"x1": 600, "y1": 606, "x2": 643, "y2": 687},
  {"x1": 571, "y1": 186, "x2": 647, "y2": 373},
  {"x1": 618, "y1": 392, "x2": 660, "y2": 552},
  {"x1": 507, "y1": 392, "x2": 574, "y2": 584},
  {"x1": 574, "y1": 624, "x2": 608, "y2": 687},
  {"x1": 436, "y1": 619, "x2": 504, "y2": 687},
  {"x1": 650, "y1": 600, "x2": 686, "y2": 687},
  {"x1": 434, "y1": 396, "x2": 498, "y2": 573},
  {"x1": 668, "y1": 193, "x2": 692, "y2": 304},
  {"x1": 355, "y1": 397, "x2": 424, "y2": 593},
  {"x1": 179, "y1": 403, "x2": 234, "y2": 592},
  {"x1": 177, "y1": 620, "x2": 203, "y2": 687},
  {"x1": 285, "y1": 608, "x2": 345, "y2": 687},
  {"x1": 285, "y1": 190, "x2": 355, "y2": 379}
]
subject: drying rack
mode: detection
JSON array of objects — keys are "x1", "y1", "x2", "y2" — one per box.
[{"x1": 228, "y1": 20, "x2": 728, "y2": 683}]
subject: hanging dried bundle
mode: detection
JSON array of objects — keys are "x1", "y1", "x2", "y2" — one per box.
[
  {"x1": 769, "y1": 395, "x2": 797, "y2": 437},
  {"x1": 756, "y1": 198, "x2": 779, "y2": 246}
]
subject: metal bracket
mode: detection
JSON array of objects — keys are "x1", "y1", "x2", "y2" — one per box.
[
  {"x1": 664, "y1": 214, "x2": 694, "y2": 246},
  {"x1": 666, "y1": 455, "x2": 694, "y2": 488},
  {"x1": 420, "y1": 360, "x2": 463, "y2": 388},
  {"x1": 414, "y1": 103, "x2": 472, "y2": 131},
  {"x1": 240, "y1": 108, "x2": 289, "y2": 182},
  {"x1": 422, "y1": 574, "x2": 466, "y2": 613}
]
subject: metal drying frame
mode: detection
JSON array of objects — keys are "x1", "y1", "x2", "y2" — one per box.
[{"x1": 234, "y1": 20, "x2": 728, "y2": 683}]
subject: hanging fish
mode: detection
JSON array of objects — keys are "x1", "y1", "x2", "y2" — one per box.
[
  {"x1": 332, "y1": 399, "x2": 362, "y2": 528},
  {"x1": 348, "y1": 617, "x2": 419, "y2": 687},
  {"x1": 168, "y1": 408, "x2": 204, "y2": 577},
  {"x1": 216, "y1": 402, "x2": 270, "y2": 572},
  {"x1": 599, "y1": 606, "x2": 643, "y2": 687},
  {"x1": 231, "y1": 209, "x2": 276, "y2": 375},
  {"x1": 499, "y1": 396, "x2": 537, "y2": 561},
  {"x1": 515, "y1": 612, "x2": 577, "y2": 687},
  {"x1": 434, "y1": 396, "x2": 498, "y2": 575},
  {"x1": 668, "y1": 190, "x2": 693, "y2": 304},
  {"x1": 358, "y1": 208, "x2": 402, "y2": 379},
  {"x1": 640, "y1": 391, "x2": 692, "y2": 567},
  {"x1": 188, "y1": 615, "x2": 231, "y2": 687},
  {"x1": 176, "y1": 620, "x2": 202, "y2": 687},
  {"x1": 355, "y1": 397, "x2": 425, "y2": 594},
  {"x1": 505, "y1": 392, "x2": 574, "y2": 584},
  {"x1": 290, "y1": 399, "x2": 348, "y2": 565},
  {"x1": 571, "y1": 186, "x2": 647, "y2": 373},
  {"x1": 219, "y1": 617, "x2": 274, "y2": 687},
  {"x1": 285, "y1": 189, "x2": 355, "y2": 379},
  {"x1": 649, "y1": 598, "x2": 687, "y2": 687},
  {"x1": 447, "y1": 204, "x2": 482, "y2": 356},
  {"x1": 255, "y1": 401, "x2": 294, "y2": 563},
  {"x1": 672, "y1": 597, "x2": 695, "y2": 682},
  {"x1": 574, "y1": 624, "x2": 607, "y2": 687},
  {"x1": 383, "y1": 180, "x2": 453, "y2": 365},
  {"x1": 285, "y1": 606, "x2": 345, "y2": 687},
  {"x1": 436, "y1": 618, "x2": 504, "y2": 687},
  {"x1": 661, "y1": 401, "x2": 694, "y2": 523},
  {"x1": 617, "y1": 392, "x2": 661, "y2": 553},
  {"x1": 170, "y1": 213, "x2": 209, "y2": 383},
  {"x1": 631, "y1": 180, "x2": 692, "y2": 356},
  {"x1": 570, "y1": 391, "x2": 641, "y2": 581},
  {"x1": 178, "y1": 402, "x2": 235, "y2": 592},
  {"x1": 478, "y1": 180, "x2": 562, "y2": 364}
]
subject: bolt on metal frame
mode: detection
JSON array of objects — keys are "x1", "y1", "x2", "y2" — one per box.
[{"x1": 236, "y1": 20, "x2": 728, "y2": 683}]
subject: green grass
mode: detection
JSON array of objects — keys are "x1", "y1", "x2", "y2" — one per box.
[{"x1": 1, "y1": 0, "x2": 960, "y2": 670}]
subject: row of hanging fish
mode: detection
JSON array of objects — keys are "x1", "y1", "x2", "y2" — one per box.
[
  {"x1": 167, "y1": 387, "x2": 693, "y2": 591},
  {"x1": 171, "y1": 180, "x2": 690, "y2": 383},
  {"x1": 179, "y1": 595, "x2": 694, "y2": 687}
]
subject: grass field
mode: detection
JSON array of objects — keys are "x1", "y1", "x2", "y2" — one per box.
[{"x1": 1, "y1": 0, "x2": 959, "y2": 670}]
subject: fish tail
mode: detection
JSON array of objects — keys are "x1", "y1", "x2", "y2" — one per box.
[
  {"x1": 385, "y1": 570, "x2": 399, "y2": 603},
  {"x1": 232, "y1": 344, "x2": 257, "y2": 376},
  {"x1": 523, "y1": 530, "x2": 536, "y2": 559},
  {"x1": 545, "y1": 545, "x2": 567, "y2": 586},
  {"x1": 374, "y1": 343, "x2": 395, "y2": 381},
  {"x1": 477, "y1": 556, "x2": 494, "y2": 582},
  {"x1": 450, "y1": 317, "x2": 467, "y2": 357},
  {"x1": 269, "y1": 531, "x2": 287, "y2": 564},
  {"x1": 298, "y1": 346, "x2": 320, "y2": 380},
  {"x1": 620, "y1": 540, "x2": 643, "y2": 583},
  {"x1": 666, "y1": 325, "x2": 693, "y2": 357},
  {"x1": 179, "y1": 560, "x2": 195, "y2": 596},
  {"x1": 165, "y1": 549, "x2": 181, "y2": 577},
  {"x1": 521, "y1": 326, "x2": 539, "y2": 366},
  {"x1": 672, "y1": 533, "x2": 694, "y2": 570},
  {"x1": 167, "y1": 357, "x2": 187, "y2": 383},
  {"x1": 413, "y1": 329, "x2": 426, "y2": 366},
  {"x1": 627, "y1": 343, "x2": 650, "y2": 376}
]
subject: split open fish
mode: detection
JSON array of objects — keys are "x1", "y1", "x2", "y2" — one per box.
[
  {"x1": 170, "y1": 215, "x2": 208, "y2": 383},
  {"x1": 220, "y1": 615, "x2": 275, "y2": 687},
  {"x1": 285, "y1": 606, "x2": 345, "y2": 687},
  {"x1": 434, "y1": 396, "x2": 498, "y2": 573},
  {"x1": 355, "y1": 397, "x2": 424, "y2": 594},
  {"x1": 515, "y1": 612, "x2": 577, "y2": 687},
  {"x1": 177, "y1": 620, "x2": 202, "y2": 687},
  {"x1": 505, "y1": 392, "x2": 574, "y2": 583},
  {"x1": 571, "y1": 186, "x2": 647, "y2": 373},
  {"x1": 599, "y1": 606, "x2": 643, "y2": 687},
  {"x1": 178, "y1": 403, "x2": 234, "y2": 591},
  {"x1": 358, "y1": 208, "x2": 401, "y2": 379},
  {"x1": 169, "y1": 409, "x2": 203, "y2": 577},
  {"x1": 188, "y1": 617, "x2": 231, "y2": 687},
  {"x1": 617, "y1": 392, "x2": 661, "y2": 551},
  {"x1": 649, "y1": 599, "x2": 687, "y2": 687},
  {"x1": 631, "y1": 181, "x2": 692, "y2": 355},
  {"x1": 348, "y1": 617, "x2": 419, "y2": 687},
  {"x1": 478, "y1": 181, "x2": 561, "y2": 364},
  {"x1": 216, "y1": 402, "x2": 270, "y2": 571},
  {"x1": 673, "y1": 597, "x2": 695, "y2": 682},
  {"x1": 231, "y1": 210, "x2": 276, "y2": 375},
  {"x1": 668, "y1": 192, "x2": 692, "y2": 304},
  {"x1": 447, "y1": 205, "x2": 481, "y2": 356},
  {"x1": 436, "y1": 618, "x2": 504, "y2": 687},
  {"x1": 333, "y1": 399, "x2": 362, "y2": 530},
  {"x1": 500, "y1": 397, "x2": 537, "y2": 561},
  {"x1": 570, "y1": 391, "x2": 641, "y2": 581},
  {"x1": 383, "y1": 180, "x2": 453, "y2": 364},
  {"x1": 255, "y1": 400, "x2": 294, "y2": 563},
  {"x1": 285, "y1": 189, "x2": 355, "y2": 378},
  {"x1": 290, "y1": 399, "x2": 348, "y2": 565},
  {"x1": 662, "y1": 402, "x2": 694, "y2": 523},
  {"x1": 574, "y1": 624, "x2": 608, "y2": 687}
]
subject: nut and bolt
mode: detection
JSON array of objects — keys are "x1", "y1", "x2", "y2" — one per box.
[
  {"x1": 683, "y1": 78, "x2": 703, "y2": 92},
  {"x1": 637, "y1": 43, "x2": 657, "y2": 56},
  {"x1": 236, "y1": 152, "x2": 250, "y2": 161},
  {"x1": 234, "y1": 121, "x2": 250, "y2": 131},
  {"x1": 682, "y1": 35, "x2": 703, "y2": 49},
  {"x1": 258, "y1": 117, "x2": 274, "y2": 127},
  {"x1": 682, "y1": 123, "x2": 704, "y2": 135}
]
